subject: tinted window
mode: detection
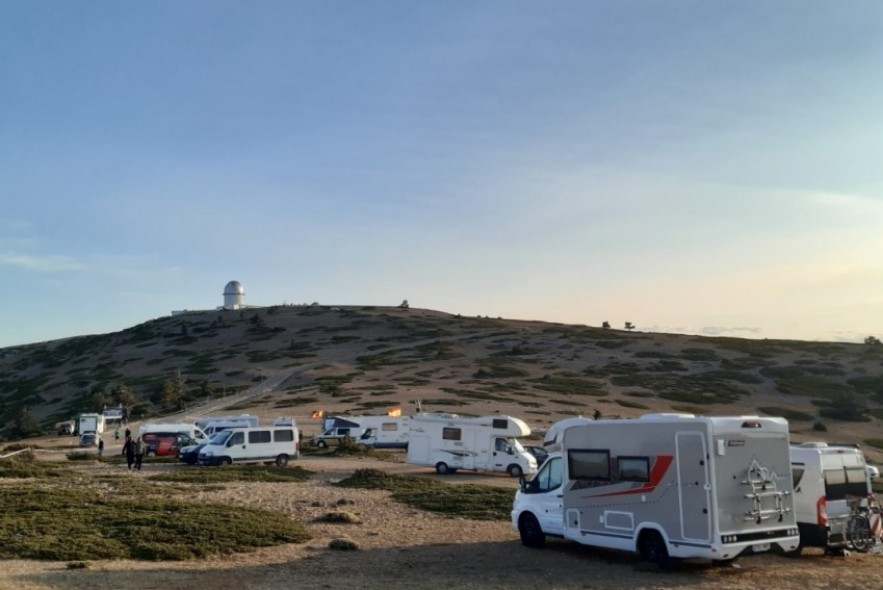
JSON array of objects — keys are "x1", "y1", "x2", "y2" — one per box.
[
  {"x1": 824, "y1": 468, "x2": 847, "y2": 500},
  {"x1": 443, "y1": 428, "x2": 461, "y2": 441},
  {"x1": 274, "y1": 429, "x2": 294, "y2": 442},
  {"x1": 492, "y1": 419, "x2": 508, "y2": 430},
  {"x1": 248, "y1": 430, "x2": 271, "y2": 444},
  {"x1": 569, "y1": 450, "x2": 610, "y2": 481},
  {"x1": 229, "y1": 432, "x2": 245, "y2": 446},
  {"x1": 381, "y1": 423, "x2": 398, "y2": 432},
  {"x1": 618, "y1": 457, "x2": 650, "y2": 482}
]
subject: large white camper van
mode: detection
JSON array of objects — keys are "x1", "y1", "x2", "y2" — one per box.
[
  {"x1": 194, "y1": 414, "x2": 259, "y2": 432},
  {"x1": 511, "y1": 414, "x2": 800, "y2": 565},
  {"x1": 790, "y1": 442, "x2": 879, "y2": 554},
  {"x1": 407, "y1": 414, "x2": 537, "y2": 477},
  {"x1": 198, "y1": 418, "x2": 299, "y2": 467}
]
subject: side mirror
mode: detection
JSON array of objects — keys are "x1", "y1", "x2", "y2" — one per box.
[{"x1": 519, "y1": 475, "x2": 527, "y2": 491}]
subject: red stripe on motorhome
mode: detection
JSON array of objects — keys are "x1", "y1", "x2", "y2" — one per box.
[{"x1": 595, "y1": 455, "x2": 674, "y2": 497}]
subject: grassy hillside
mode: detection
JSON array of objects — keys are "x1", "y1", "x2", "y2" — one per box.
[{"x1": 2, "y1": 305, "x2": 883, "y2": 459}]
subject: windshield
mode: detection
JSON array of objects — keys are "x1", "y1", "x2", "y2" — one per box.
[
  {"x1": 510, "y1": 438, "x2": 525, "y2": 453},
  {"x1": 210, "y1": 431, "x2": 232, "y2": 445}
]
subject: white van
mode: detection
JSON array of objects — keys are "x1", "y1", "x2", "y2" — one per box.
[
  {"x1": 790, "y1": 442, "x2": 877, "y2": 554},
  {"x1": 198, "y1": 418, "x2": 299, "y2": 467}
]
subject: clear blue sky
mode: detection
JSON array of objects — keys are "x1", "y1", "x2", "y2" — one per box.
[{"x1": 2, "y1": 1, "x2": 882, "y2": 348}]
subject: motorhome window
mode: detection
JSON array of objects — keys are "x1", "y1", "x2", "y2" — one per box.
[
  {"x1": 381, "y1": 423, "x2": 397, "y2": 431},
  {"x1": 618, "y1": 457, "x2": 650, "y2": 482},
  {"x1": 568, "y1": 450, "x2": 611, "y2": 481},
  {"x1": 248, "y1": 431, "x2": 271, "y2": 444},
  {"x1": 492, "y1": 419, "x2": 508, "y2": 430},
  {"x1": 229, "y1": 432, "x2": 245, "y2": 446},
  {"x1": 443, "y1": 428, "x2": 461, "y2": 441},
  {"x1": 274, "y1": 429, "x2": 294, "y2": 442},
  {"x1": 824, "y1": 468, "x2": 848, "y2": 501}
]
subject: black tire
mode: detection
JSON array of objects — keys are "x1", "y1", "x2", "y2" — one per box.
[
  {"x1": 848, "y1": 516, "x2": 873, "y2": 552},
  {"x1": 639, "y1": 530, "x2": 673, "y2": 569},
  {"x1": 507, "y1": 464, "x2": 523, "y2": 478},
  {"x1": 518, "y1": 513, "x2": 545, "y2": 548},
  {"x1": 317, "y1": 440, "x2": 327, "y2": 449},
  {"x1": 435, "y1": 462, "x2": 450, "y2": 475},
  {"x1": 221, "y1": 457, "x2": 232, "y2": 466},
  {"x1": 276, "y1": 454, "x2": 289, "y2": 467}
]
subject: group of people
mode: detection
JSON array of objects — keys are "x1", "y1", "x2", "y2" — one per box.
[{"x1": 121, "y1": 428, "x2": 147, "y2": 471}]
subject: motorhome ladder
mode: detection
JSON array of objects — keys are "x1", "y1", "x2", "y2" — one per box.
[{"x1": 741, "y1": 459, "x2": 791, "y2": 524}]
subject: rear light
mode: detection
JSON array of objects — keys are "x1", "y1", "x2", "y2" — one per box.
[{"x1": 817, "y1": 496, "x2": 828, "y2": 527}]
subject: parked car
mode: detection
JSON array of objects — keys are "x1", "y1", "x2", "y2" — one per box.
[
  {"x1": 79, "y1": 433, "x2": 100, "y2": 448},
  {"x1": 524, "y1": 445, "x2": 548, "y2": 465},
  {"x1": 178, "y1": 442, "x2": 207, "y2": 465}
]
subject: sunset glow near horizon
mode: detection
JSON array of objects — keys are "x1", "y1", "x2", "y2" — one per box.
[{"x1": 2, "y1": 2, "x2": 882, "y2": 348}]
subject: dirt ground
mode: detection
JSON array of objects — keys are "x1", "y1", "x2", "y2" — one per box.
[{"x1": 2, "y1": 452, "x2": 883, "y2": 590}]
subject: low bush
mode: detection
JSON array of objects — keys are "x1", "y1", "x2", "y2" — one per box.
[{"x1": 0, "y1": 486, "x2": 310, "y2": 560}]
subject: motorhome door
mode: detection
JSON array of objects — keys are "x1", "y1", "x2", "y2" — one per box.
[{"x1": 676, "y1": 432, "x2": 711, "y2": 542}]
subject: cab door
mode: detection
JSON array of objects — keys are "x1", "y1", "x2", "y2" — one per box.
[{"x1": 524, "y1": 456, "x2": 565, "y2": 536}]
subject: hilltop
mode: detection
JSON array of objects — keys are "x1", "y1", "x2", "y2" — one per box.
[{"x1": 1, "y1": 305, "x2": 882, "y2": 460}]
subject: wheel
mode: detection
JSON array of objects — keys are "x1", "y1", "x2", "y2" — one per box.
[
  {"x1": 507, "y1": 464, "x2": 523, "y2": 478},
  {"x1": 276, "y1": 454, "x2": 289, "y2": 467},
  {"x1": 317, "y1": 440, "x2": 327, "y2": 449},
  {"x1": 221, "y1": 457, "x2": 232, "y2": 466},
  {"x1": 639, "y1": 530, "x2": 673, "y2": 568},
  {"x1": 435, "y1": 462, "x2": 450, "y2": 475},
  {"x1": 518, "y1": 513, "x2": 545, "y2": 548},
  {"x1": 848, "y1": 515, "x2": 873, "y2": 552}
]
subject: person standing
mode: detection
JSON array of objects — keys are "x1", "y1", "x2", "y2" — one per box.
[
  {"x1": 114, "y1": 427, "x2": 120, "y2": 441},
  {"x1": 122, "y1": 436, "x2": 135, "y2": 470},
  {"x1": 134, "y1": 436, "x2": 146, "y2": 471},
  {"x1": 98, "y1": 438, "x2": 105, "y2": 457}
]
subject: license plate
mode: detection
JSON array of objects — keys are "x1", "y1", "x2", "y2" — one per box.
[{"x1": 752, "y1": 543, "x2": 771, "y2": 553}]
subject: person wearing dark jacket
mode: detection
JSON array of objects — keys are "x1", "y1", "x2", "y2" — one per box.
[{"x1": 122, "y1": 436, "x2": 135, "y2": 470}]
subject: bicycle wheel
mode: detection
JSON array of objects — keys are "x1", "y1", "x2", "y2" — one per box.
[{"x1": 847, "y1": 515, "x2": 873, "y2": 552}]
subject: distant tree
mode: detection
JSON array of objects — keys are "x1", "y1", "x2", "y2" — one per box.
[
  {"x1": 865, "y1": 336, "x2": 882, "y2": 347},
  {"x1": 602, "y1": 321, "x2": 610, "y2": 329},
  {"x1": 110, "y1": 384, "x2": 137, "y2": 408},
  {"x1": 12, "y1": 408, "x2": 41, "y2": 439},
  {"x1": 624, "y1": 322, "x2": 635, "y2": 331},
  {"x1": 160, "y1": 370, "x2": 187, "y2": 411},
  {"x1": 399, "y1": 299, "x2": 410, "y2": 309},
  {"x1": 593, "y1": 409, "x2": 602, "y2": 420}
]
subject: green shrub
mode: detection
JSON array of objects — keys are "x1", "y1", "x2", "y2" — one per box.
[
  {"x1": 757, "y1": 407, "x2": 815, "y2": 422},
  {"x1": 335, "y1": 469, "x2": 511, "y2": 520},
  {"x1": 812, "y1": 422, "x2": 828, "y2": 432}
]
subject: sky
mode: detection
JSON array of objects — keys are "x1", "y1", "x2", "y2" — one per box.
[{"x1": 2, "y1": 1, "x2": 883, "y2": 348}]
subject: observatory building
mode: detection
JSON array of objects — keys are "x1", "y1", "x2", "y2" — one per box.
[{"x1": 223, "y1": 280, "x2": 245, "y2": 310}]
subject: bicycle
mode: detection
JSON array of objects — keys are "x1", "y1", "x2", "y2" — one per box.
[{"x1": 845, "y1": 494, "x2": 876, "y2": 552}]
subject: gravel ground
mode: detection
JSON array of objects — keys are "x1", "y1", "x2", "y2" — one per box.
[{"x1": 2, "y1": 454, "x2": 882, "y2": 590}]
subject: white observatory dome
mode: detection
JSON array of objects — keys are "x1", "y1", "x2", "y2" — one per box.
[{"x1": 223, "y1": 280, "x2": 245, "y2": 309}]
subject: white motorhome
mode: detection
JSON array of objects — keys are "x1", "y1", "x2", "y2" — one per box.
[
  {"x1": 356, "y1": 416, "x2": 411, "y2": 449},
  {"x1": 512, "y1": 414, "x2": 800, "y2": 565},
  {"x1": 78, "y1": 413, "x2": 106, "y2": 435},
  {"x1": 407, "y1": 414, "x2": 537, "y2": 477},
  {"x1": 194, "y1": 414, "x2": 259, "y2": 431},
  {"x1": 139, "y1": 422, "x2": 207, "y2": 441},
  {"x1": 198, "y1": 418, "x2": 299, "y2": 467},
  {"x1": 790, "y1": 442, "x2": 878, "y2": 554}
]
